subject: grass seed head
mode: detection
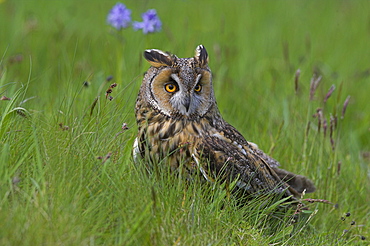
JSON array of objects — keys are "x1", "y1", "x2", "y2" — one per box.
[
  {"x1": 0, "y1": 95, "x2": 11, "y2": 100},
  {"x1": 294, "y1": 69, "x2": 301, "y2": 94},
  {"x1": 324, "y1": 84, "x2": 336, "y2": 103},
  {"x1": 106, "y1": 75, "x2": 113, "y2": 82},
  {"x1": 341, "y1": 95, "x2": 350, "y2": 119},
  {"x1": 309, "y1": 74, "x2": 322, "y2": 100}
]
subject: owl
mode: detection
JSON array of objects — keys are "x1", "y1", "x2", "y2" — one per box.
[{"x1": 134, "y1": 45, "x2": 315, "y2": 201}]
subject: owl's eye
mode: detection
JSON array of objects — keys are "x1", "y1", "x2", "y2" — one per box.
[
  {"x1": 165, "y1": 83, "x2": 177, "y2": 93},
  {"x1": 194, "y1": 84, "x2": 202, "y2": 92}
]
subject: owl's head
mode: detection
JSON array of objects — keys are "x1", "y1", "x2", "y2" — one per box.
[{"x1": 139, "y1": 45, "x2": 215, "y2": 119}]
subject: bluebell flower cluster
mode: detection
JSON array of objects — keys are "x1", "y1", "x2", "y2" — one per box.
[
  {"x1": 107, "y1": 3, "x2": 132, "y2": 30},
  {"x1": 107, "y1": 3, "x2": 161, "y2": 34},
  {"x1": 133, "y1": 9, "x2": 162, "y2": 34}
]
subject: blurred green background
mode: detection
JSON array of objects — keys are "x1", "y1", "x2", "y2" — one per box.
[{"x1": 1, "y1": 0, "x2": 369, "y2": 245}]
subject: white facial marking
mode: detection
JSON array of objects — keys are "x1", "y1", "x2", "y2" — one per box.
[
  {"x1": 170, "y1": 73, "x2": 180, "y2": 83},
  {"x1": 194, "y1": 74, "x2": 202, "y2": 87},
  {"x1": 169, "y1": 73, "x2": 193, "y2": 116}
]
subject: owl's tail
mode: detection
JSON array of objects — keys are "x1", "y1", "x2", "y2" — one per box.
[{"x1": 272, "y1": 168, "x2": 316, "y2": 194}]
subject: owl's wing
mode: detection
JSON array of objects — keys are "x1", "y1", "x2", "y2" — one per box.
[
  {"x1": 191, "y1": 132, "x2": 299, "y2": 199},
  {"x1": 212, "y1": 121, "x2": 315, "y2": 193},
  {"x1": 215, "y1": 122, "x2": 281, "y2": 168},
  {"x1": 248, "y1": 143, "x2": 281, "y2": 168}
]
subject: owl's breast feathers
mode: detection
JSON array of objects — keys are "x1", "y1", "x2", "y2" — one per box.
[{"x1": 135, "y1": 104, "x2": 315, "y2": 199}]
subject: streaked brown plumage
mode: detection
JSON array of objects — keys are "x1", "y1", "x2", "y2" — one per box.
[{"x1": 134, "y1": 45, "x2": 315, "y2": 200}]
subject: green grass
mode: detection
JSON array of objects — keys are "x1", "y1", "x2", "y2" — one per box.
[{"x1": 1, "y1": 0, "x2": 369, "y2": 245}]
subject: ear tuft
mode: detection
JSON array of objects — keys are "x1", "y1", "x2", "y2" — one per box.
[
  {"x1": 144, "y1": 49, "x2": 174, "y2": 67},
  {"x1": 194, "y1": 45, "x2": 209, "y2": 67}
]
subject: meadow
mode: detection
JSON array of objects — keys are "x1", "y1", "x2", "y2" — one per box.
[{"x1": 0, "y1": 0, "x2": 369, "y2": 245}]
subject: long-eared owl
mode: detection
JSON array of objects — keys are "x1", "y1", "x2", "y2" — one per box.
[{"x1": 134, "y1": 45, "x2": 315, "y2": 200}]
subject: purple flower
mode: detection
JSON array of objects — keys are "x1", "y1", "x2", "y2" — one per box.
[
  {"x1": 133, "y1": 9, "x2": 162, "y2": 34},
  {"x1": 107, "y1": 3, "x2": 132, "y2": 30}
]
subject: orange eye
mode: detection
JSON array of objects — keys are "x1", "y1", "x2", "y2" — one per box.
[
  {"x1": 165, "y1": 83, "x2": 177, "y2": 93},
  {"x1": 194, "y1": 84, "x2": 202, "y2": 92}
]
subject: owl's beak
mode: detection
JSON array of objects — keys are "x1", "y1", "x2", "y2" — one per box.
[{"x1": 183, "y1": 96, "x2": 191, "y2": 113}]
